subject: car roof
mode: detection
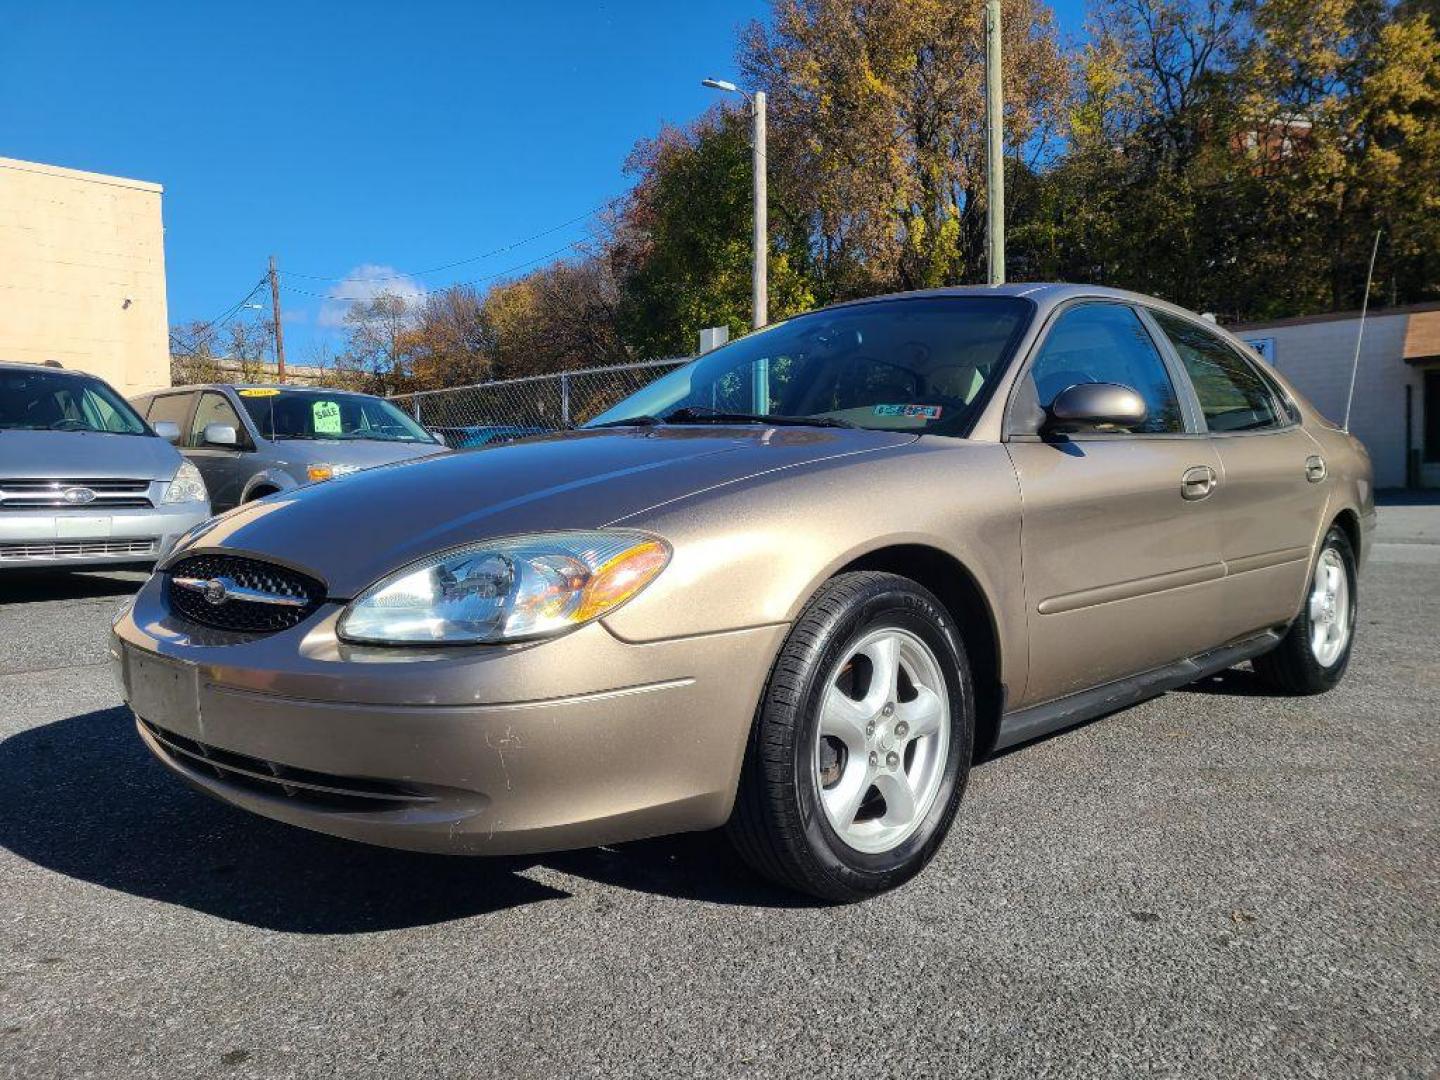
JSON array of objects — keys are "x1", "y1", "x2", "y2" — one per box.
[
  {"x1": 0, "y1": 361, "x2": 95, "y2": 378},
  {"x1": 146, "y1": 383, "x2": 364, "y2": 395},
  {"x1": 822, "y1": 282, "x2": 1207, "y2": 320}
]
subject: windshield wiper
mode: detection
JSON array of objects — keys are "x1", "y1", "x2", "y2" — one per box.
[
  {"x1": 589, "y1": 415, "x2": 664, "y2": 428},
  {"x1": 664, "y1": 407, "x2": 855, "y2": 429}
]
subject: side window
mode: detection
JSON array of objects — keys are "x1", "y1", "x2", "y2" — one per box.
[
  {"x1": 188, "y1": 391, "x2": 246, "y2": 447},
  {"x1": 1152, "y1": 312, "x2": 1282, "y2": 432},
  {"x1": 146, "y1": 393, "x2": 195, "y2": 431},
  {"x1": 1015, "y1": 303, "x2": 1184, "y2": 434}
]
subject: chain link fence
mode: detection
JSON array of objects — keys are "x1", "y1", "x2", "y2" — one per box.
[{"x1": 389, "y1": 358, "x2": 688, "y2": 448}]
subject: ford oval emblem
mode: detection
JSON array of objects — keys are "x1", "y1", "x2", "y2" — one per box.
[{"x1": 62, "y1": 486, "x2": 97, "y2": 505}]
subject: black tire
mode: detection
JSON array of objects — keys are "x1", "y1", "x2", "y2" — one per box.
[
  {"x1": 727, "y1": 572, "x2": 974, "y2": 902},
  {"x1": 1252, "y1": 525, "x2": 1357, "y2": 695}
]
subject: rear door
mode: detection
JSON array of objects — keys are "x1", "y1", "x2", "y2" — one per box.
[
  {"x1": 1005, "y1": 301, "x2": 1225, "y2": 706},
  {"x1": 185, "y1": 390, "x2": 253, "y2": 511},
  {"x1": 1148, "y1": 310, "x2": 1330, "y2": 641}
]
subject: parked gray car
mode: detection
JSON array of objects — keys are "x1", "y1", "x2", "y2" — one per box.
[
  {"x1": 0, "y1": 362, "x2": 211, "y2": 569},
  {"x1": 128, "y1": 384, "x2": 448, "y2": 512}
]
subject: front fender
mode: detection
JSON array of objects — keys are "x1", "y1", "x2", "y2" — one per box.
[{"x1": 601, "y1": 439, "x2": 1026, "y2": 696}]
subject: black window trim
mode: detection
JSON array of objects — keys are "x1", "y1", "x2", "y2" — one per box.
[
  {"x1": 1140, "y1": 305, "x2": 1299, "y2": 437},
  {"x1": 1002, "y1": 297, "x2": 1207, "y2": 442}
]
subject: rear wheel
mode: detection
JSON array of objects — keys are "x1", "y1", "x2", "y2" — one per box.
[
  {"x1": 1252, "y1": 526, "x2": 1357, "y2": 694},
  {"x1": 727, "y1": 572, "x2": 973, "y2": 902}
]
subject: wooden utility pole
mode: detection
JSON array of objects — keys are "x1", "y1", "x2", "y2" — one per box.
[{"x1": 268, "y1": 254, "x2": 287, "y2": 382}]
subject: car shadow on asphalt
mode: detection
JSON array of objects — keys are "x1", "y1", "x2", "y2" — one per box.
[
  {"x1": 0, "y1": 570, "x2": 146, "y2": 605},
  {"x1": 0, "y1": 707, "x2": 809, "y2": 932},
  {"x1": 1174, "y1": 667, "x2": 1272, "y2": 697}
]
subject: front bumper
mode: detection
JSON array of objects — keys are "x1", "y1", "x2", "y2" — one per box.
[
  {"x1": 112, "y1": 573, "x2": 785, "y2": 856},
  {"x1": 0, "y1": 503, "x2": 210, "y2": 569}
]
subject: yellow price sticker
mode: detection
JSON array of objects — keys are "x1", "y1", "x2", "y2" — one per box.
[{"x1": 238, "y1": 388, "x2": 281, "y2": 398}]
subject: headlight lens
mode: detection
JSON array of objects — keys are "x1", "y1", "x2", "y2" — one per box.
[
  {"x1": 338, "y1": 530, "x2": 671, "y2": 645},
  {"x1": 307, "y1": 463, "x2": 363, "y2": 483},
  {"x1": 162, "y1": 461, "x2": 208, "y2": 504}
]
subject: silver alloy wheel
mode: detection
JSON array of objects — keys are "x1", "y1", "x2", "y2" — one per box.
[
  {"x1": 1308, "y1": 547, "x2": 1352, "y2": 668},
  {"x1": 813, "y1": 627, "x2": 950, "y2": 854}
]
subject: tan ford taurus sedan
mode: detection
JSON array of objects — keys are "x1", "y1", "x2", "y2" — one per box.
[{"x1": 112, "y1": 285, "x2": 1374, "y2": 901}]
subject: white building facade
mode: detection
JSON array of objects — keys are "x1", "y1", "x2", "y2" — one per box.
[{"x1": 1230, "y1": 303, "x2": 1440, "y2": 490}]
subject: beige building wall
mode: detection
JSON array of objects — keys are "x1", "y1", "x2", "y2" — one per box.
[{"x1": 0, "y1": 156, "x2": 169, "y2": 397}]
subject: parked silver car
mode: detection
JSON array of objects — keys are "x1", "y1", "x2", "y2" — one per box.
[
  {"x1": 128, "y1": 384, "x2": 448, "y2": 512},
  {"x1": 0, "y1": 362, "x2": 211, "y2": 570}
]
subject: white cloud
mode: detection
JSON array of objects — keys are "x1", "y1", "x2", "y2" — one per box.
[{"x1": 318, "y1": 263, "x2": 427, "y2": 328}]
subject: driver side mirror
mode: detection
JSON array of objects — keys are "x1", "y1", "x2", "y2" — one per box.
[
  {"x1": 153, "y1": 420, "x2": 181, "y2": 444},
  {"x1": 203, "y1": 422, "x2": 239, "y2": 447},
  {"x1": 1043, "y1": 382, "x2": 1148, "y2": 435}
]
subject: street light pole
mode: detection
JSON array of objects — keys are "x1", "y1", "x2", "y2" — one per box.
[
  {"x1": 751, "y1": 90, "x2": 767, "y2": 330},
  {"x1": 985, "y1": 0, "x2": 1006, "y2": 285},
  {"x1": 702, "y1": 78, "x2": 768, "y2": 330}
]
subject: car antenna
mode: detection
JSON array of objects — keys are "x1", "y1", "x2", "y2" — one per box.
[{"x1": 1342, "y1": 228, "x2": 1382, "y2": 433}]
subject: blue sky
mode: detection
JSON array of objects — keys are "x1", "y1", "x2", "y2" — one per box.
[{"x1": 2, "y1": 0, "x2": 1088, "y2": 358}]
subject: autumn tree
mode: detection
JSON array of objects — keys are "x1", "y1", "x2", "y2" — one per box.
[
  {"x1": 739, "y1": 0, "x2": 1069, "y2": 296},
  {"x1": 1237, "y1": 0, "x2": 1440, "y2": 310},
  {"x1": 337, "y1": 292, "x2": 416, "y2": 394},
  {"x1": 614, "y1": 108, "x2": 813, "y2": 357},
  {"x1": 404, "y1": 285, "x2": 491, "y2": 390}
]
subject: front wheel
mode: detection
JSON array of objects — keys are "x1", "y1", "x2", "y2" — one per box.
[
  {"x1": 1252, "y1": 526, "x2": 1357, "y2": 695},
  {"x1": 727, "y1": 572, "x2": 973, "y2": 902}
]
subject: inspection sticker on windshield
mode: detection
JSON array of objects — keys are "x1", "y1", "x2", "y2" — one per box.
[
  {"x1": 238, "y1": 388, "x2": 280, "y2": 398},
  {"x1": 312, "y1": 400, "x2": 342, "y2": 434},
  {"x1": 873, "y1": 404, "x2": 943, "y2": 419}
]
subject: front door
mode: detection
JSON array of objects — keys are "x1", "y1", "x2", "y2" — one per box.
[
  {"x1": 1148, "y1": 310, "x2": 1330, "y2": 640},
  {"x1": 185, "y1": 391, "x2": 252, "y2": 512},
  {"x1": 1005, "y1": 301, "x2": 1225, "y2": 707}
]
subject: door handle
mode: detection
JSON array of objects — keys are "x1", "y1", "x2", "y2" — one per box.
[
  {"x1": 1181, "y1": 465, "x2": 1217, "y2": 501},
  {"x1": 1305, "y1": 455, "x2": 1327, "y2": 482}
]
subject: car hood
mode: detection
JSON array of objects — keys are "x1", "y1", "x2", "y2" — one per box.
[
  {"x1": 263, "y1": 438, "x2": 448, "y2": 469},
  {"x1": 0, "y1": 430, "x2": 181, "y2": 481},
  {"x1": 187, "y1": 425, "x2": 916, "y2": 597}
]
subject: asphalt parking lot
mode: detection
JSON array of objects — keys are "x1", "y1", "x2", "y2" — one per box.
[{"x1": 1, "y1": 506, "x2": 1436, "y2": 1079}]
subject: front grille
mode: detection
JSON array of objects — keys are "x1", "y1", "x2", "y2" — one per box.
[
  {"x1": 165, "y1": 553, "x2": 325, "y2": 634},
  {"x1": 0, "y1": 478, "x2": 154, "y2": 511},
  {"x1": 140, "y1": 719, "x2": 433, "y2": 812},
  {"x1": 0, "y1": 538, "x2": 156, "y2": 560}
]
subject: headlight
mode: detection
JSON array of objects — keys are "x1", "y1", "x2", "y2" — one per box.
[
  {"x1": 307, "y1": 463, "x2": 364, "y2": 483},
  {"x1": 338, "y1": 530, "x2": 671, "y2": 645},
  {"x1": 162, "y1": 461, "x2": 208, "y2": 504}
]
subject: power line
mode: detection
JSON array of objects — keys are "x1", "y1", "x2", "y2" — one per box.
[
  {"x1": 281, "y1": 201, "x2": 619, "y2": 283},
  {"x1": 282, "y1": 237, "x2": 593, "y2": 303},
  {"x1": 172, "y1": 276, "x2": 270, "y2": 349}
]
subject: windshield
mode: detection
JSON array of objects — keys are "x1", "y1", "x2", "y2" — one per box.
[
  {"x1": 0, "y1": 368, "x2": 149, "y2": 435},
  {"x1": 587, "y1": 296, "x2": 1034, "y2": 436},
  {"x1": 237, "y1": 388, "x2": 436, "y2": 443}
]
